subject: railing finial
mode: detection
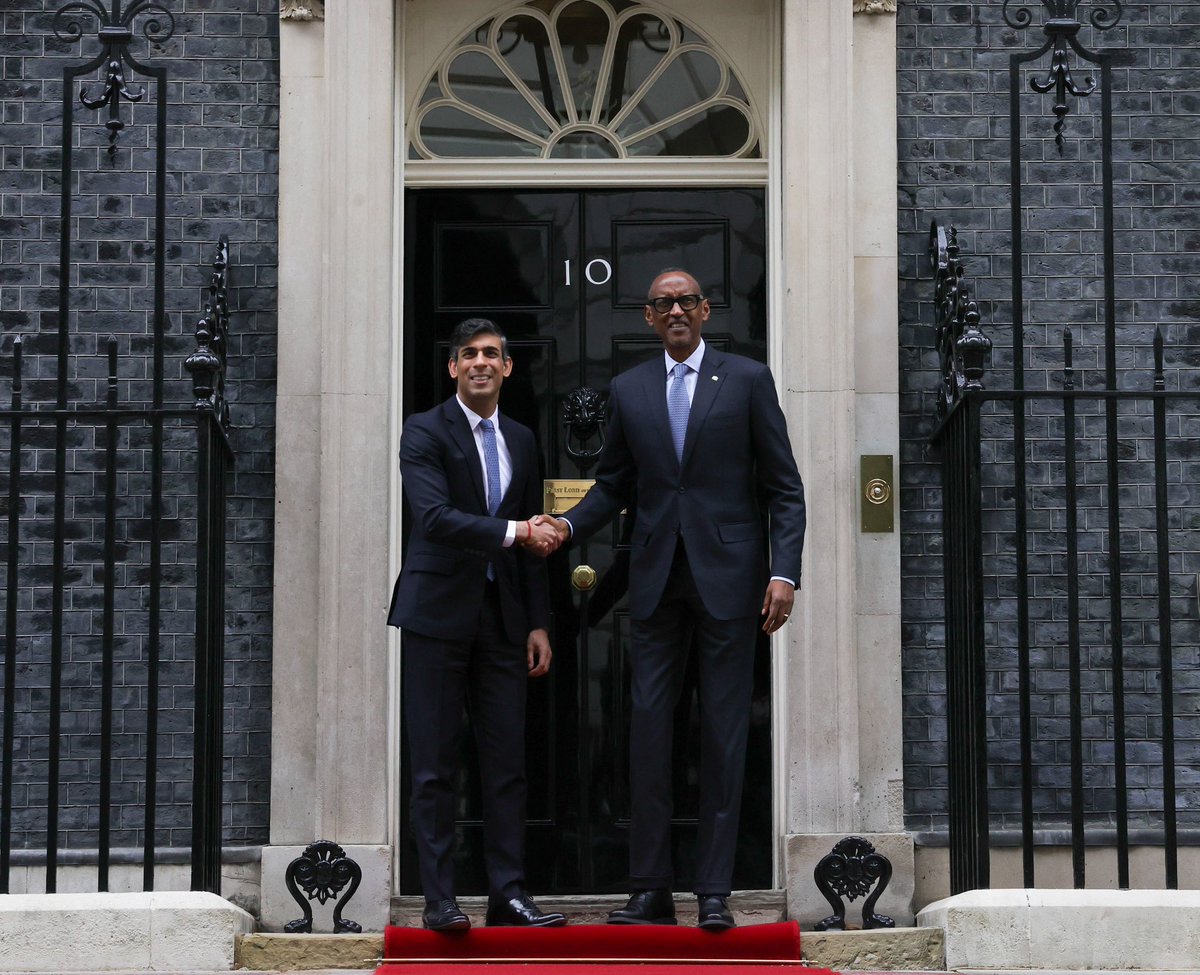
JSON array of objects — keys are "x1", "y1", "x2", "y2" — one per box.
[{"x1": 930, "y1": 221, "x2": 991, "y2": 417}]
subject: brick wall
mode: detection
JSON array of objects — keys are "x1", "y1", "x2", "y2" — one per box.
[
  {"x1": 900, "y1": 0, "x2": 1200, "y2": 834},
  {"x1": 0, "y1": 0, "x2": 277, "y2": 853}
]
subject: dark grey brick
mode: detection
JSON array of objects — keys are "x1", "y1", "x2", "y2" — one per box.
[
  {"x1": 900, "y1": 1, "x2": 1200, "y2": 836},
  {"x1": 0, "y1": 0, "x2": 277, "y2": 855}
]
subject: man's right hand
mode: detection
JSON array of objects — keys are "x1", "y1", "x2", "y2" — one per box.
[{"x1": 519, "y1": 515, "x2": 563, "y2": 557}]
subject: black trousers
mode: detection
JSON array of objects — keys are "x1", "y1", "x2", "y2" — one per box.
[
  {"x1": 627, "y1": 543, "x2": 757, "y2": 896},
  {"x1": 403, "y1": 583, "x2": 528, "y2": 902}
]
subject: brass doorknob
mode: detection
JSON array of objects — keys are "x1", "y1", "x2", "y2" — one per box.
[{"x1": 571, "y1": 564, "x2": 598, "y2": 592}]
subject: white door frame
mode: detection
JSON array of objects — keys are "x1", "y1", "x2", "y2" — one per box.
[
  {"x1": 386, "y1": 0, "x2": 787, "y2": 896},
  {"x1": 271, "y1": 0, "x2": 908, "y2": 920}
]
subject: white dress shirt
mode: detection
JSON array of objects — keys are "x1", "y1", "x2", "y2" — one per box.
[
  {"x1": 456, "y1": 396, "x2": 518, "y2": 547},
  {"x1": 665, "y1": 340, "x2": 706, "y2": 405}
]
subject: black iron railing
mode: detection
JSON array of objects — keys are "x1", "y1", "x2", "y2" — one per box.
[
  {"x1": 923, "y1": 0, "x2": 1189, "y2": 896},
  {"x1": 929, "y1": 222, "x2": 1184, "y2": 895},
  {"x1": 0, "y1": 239, "x2": 233, "y2": 895},
  {"x1": 0, "y1": 1, "x2": 233, "y2": 895}
]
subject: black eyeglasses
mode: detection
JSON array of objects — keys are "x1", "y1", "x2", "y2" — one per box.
[{"x1": 647, "y1": 294, "x2": 704, "y2": 314}]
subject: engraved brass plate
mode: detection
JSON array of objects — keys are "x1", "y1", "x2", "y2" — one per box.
[
  {"x1": 544, "y1": 478, "x2": 596, "y2": 515},
  {"x1": 571, "y1": 564, "x2": 598, "y2": 592},
  {"x1": 860, "y1": 455, "x2": 894, "y2": 533}
]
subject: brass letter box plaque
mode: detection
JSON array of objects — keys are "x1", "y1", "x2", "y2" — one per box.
[{"x1": 544, "y1": 478, "x2": 596, "y2": 515}]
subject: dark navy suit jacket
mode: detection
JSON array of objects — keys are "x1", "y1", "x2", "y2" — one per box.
[
  {"x1": 566, "y1": 347, "x2": 806, "y2": 621},
  {"x1": 388, "y1": 397, "x2": 549, "y2": 645}
]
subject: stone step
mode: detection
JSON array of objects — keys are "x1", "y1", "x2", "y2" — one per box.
[
  {"x1": 239, "y1": 896, "x2": 945, "y2": 973},
  {"x1": 237, "y1": 927, "x2": 945, "y2": 973},
  {"x1": 389, "y1": 889, "x2": 786, "y2": 927},
  {"x1": 236, "y1": 932, "x2": 383, "y2": 972}
]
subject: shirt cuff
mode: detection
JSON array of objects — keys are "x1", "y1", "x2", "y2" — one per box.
[
  {"x1": 560, "y1": 517, "x2": 575, "y2": 538},
  {"x1": 769, "y1": 574, "x2": 796, "y2": 588},
  {"x1": 503, "y1": 520, "x2": 518, "y2": 547}
]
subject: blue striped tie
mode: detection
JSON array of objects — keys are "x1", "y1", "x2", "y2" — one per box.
[
  {"x1": 667, "y1": 362, "x2": 690, "y2": 461},
  {"x1": 480, "y1": 418, "x2": 502, "y2": 515},
  {"x1": 480, "y1": 418, "x2": 502, "y2": 581}
]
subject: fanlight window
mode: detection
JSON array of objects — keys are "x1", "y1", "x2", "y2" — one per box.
[{"x1": 410, "y1": 0, "x2": 760, "y2": 160}]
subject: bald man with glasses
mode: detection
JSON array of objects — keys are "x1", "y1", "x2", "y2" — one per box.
[{"x1": 551, "y1": 269, "x2": 806, "y2": 930}]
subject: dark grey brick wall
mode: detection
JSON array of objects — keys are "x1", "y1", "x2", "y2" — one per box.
[
  {"x1": 0, "y1": 0, "x2": 277, "y2": 853},
  {"x1": 900, "y1": 1, "x2": 1200, "y2": 834}
]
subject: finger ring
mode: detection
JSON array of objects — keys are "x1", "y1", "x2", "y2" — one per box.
[{"x1": 783, "y1": 614, "x2": 789, "y2": 619}]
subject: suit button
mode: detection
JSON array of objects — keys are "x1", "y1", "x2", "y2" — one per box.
[{"x1": 678, "y1": 486, "x2": 686, "y2": 493}]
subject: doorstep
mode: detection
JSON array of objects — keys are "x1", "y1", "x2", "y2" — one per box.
[{"x1": 390, "y1": 890, "x2": 786, "y2": 927}]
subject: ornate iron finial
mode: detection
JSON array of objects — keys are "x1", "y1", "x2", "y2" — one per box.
[
  {"x1": 929, "y1": 222, "x2": 991, "y2": 418},
  {"x1": 283, "y1": 840, "x2": 363, "y2": 934},
  {"x1": 185, "y1": 236, "x2": 231, "y2": 428},
  {"x1": 53, "y1": 1, "x2": 176, "y2": 162},
  {"x1": 1002, "y1": 1, "x2": 1122, "y2": 155},
  {"x1": 562, "y1": 387, "x2": 608, "y2": 474},
  {"x1": 813, "y1": 836, "x2": 895, "y2": 931}
]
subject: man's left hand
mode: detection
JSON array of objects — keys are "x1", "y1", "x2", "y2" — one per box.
[
  {"x1": 527, "y1": 628, "x2": 552, "y2": 677},
  {"x1": 760, "y1": 579, "x2": 794, "y2": 634}
]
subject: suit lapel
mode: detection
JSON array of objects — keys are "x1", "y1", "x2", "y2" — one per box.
[
  {"x1": 680, "y1": 347, "x2": 726, "y2": 471},
  {"x1": 442, "y1": 397, "x2": 488, "y2": 512}
]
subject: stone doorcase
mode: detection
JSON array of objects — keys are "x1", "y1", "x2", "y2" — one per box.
[{"x1": 263, "y1": 0, "x2": 908, "y2": 931}]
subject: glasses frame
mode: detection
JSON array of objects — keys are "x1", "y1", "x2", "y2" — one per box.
[{"x1": 646, "y1": 294, "x2": 706, "y2": 314}]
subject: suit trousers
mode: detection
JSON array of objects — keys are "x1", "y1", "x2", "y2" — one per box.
[
  {"x1": 403, "y1": 581, "x2": 528, "y2": 902},
  {"x1": 627, "y1": 541, "x2": 758, "y2": 896}
]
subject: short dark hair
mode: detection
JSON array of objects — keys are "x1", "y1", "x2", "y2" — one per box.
[
  {"x1": 648, "y1": 267, "x2": 704, "y2": 299},
  {"x1": 448, "y1": 318, "x2": 509, "y2": 361}
]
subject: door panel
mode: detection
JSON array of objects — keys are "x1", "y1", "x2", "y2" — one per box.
[{"x1": 402, "y1": 187, "x2": 770, "y2": 894}]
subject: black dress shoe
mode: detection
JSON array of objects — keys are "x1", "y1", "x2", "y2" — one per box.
[
  {"x1": 608, "y1": 889, "x2": 677, "y2": 925},
  {"x1": 423, "y1": 898, "x2": 470, "y2": 931},
  {"x1": 485, "y1": 891, "x2": 567, "y2": 927},
  {"x1": 697, "y1": 894, "x2": 735, "y2": 931}
]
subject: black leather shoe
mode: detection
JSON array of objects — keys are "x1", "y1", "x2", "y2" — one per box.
[
  {"x1": 422, "y1": 899, "x2": 470, "y2": 932},
  {"x1": 485, "y1": 891, "x2": 567, "y2": 927},
  {"x1": 697, "y1": 894, "x2": 735, "y2": 931},
  {"x1": 608, "y1": 889, "x2": 677, "y2": 925}
]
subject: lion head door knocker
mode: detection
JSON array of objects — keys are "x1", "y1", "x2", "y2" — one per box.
[
  {"x1": 813, "y1": 836, "x2": 895, "y2": 930},
  {"x1": 562, "y1": 386, "x2": 609, "y2": 474},
  {"x1": 283, "y1": 840, "x2": 363, "y2": 933}
]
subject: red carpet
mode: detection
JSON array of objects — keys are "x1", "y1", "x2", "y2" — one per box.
[
  {"x1": 378, "y1": 966, "x2": 823, "y2": 975},
  {"x1": 378, "y1": 921, "x2": 835, "y2": 975}
]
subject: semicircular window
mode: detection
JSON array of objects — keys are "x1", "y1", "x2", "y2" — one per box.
[{"x1": 410, "y1": 0, "x2": 761, "y2": 160}]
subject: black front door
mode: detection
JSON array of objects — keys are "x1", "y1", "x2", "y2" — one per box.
[{"x1": 401, "y1": 187, "x2": 771, "y2": 894}]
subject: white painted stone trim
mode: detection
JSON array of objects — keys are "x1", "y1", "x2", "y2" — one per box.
[
  {"x1": 403, "y1": 158, "x2": 768, "y2": 186},
  {"x1": 919, "y1": 888, "x2": 1200, "y2": 971},
  {"x1": 853, "y1": 0, "x2": 897, "y2": 14},
  {"x1": 0, "y1": 892, "x2": 254, "y2": 973},
  {"x1": 281, "y1": 0, "x2": 325, "y2": 20}
]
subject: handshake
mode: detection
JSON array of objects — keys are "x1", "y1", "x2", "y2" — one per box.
[{"x1": 515, "y1": 514, "x2": 570, "y2": 557}]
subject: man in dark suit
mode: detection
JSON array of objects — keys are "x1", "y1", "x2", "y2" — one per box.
[
  {"x1": 389, "y1": 318, "x2": 566, "y2": 931},
  {"x1": 554, "y1": 269, "x2": 806, "y2": 930}
]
